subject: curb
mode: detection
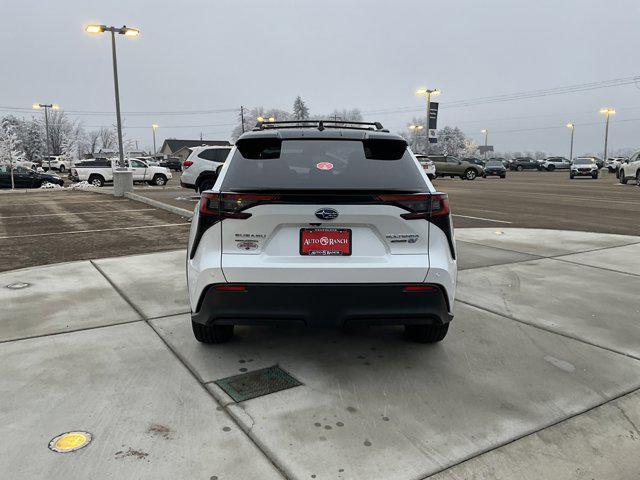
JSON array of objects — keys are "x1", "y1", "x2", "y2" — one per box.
[{"x1": 125, "y1": 192, "x2": 194, "y2": 218}]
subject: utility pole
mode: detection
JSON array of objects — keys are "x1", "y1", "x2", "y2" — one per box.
[
  {"x1": 32, "y1": 103, "x2": 59, "y2": 171},
  {"x1": 240, "y1": 106, "x2": 245, "y2": 133}
]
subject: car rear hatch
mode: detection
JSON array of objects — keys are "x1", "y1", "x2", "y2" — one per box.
[{"x1": 193, "y1": 134, "x2": 451, "y2": 284}]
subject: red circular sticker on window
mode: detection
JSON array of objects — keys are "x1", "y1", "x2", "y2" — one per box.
[{"x1": 316, "y1": 162, "x2": 333, "y2": 171}]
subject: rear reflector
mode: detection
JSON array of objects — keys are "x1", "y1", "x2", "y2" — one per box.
[
  {"x1": 214, "y1": 285, "x2": 247, "y2": 292},
  {"x1": 403, "y1": 285, "x2": 438, "y2": 292}
]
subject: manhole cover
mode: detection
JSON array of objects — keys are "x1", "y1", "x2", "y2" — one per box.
[
  {"x1": 215, "y1": 365, "x2": 302, "y2": 402},
  {"x1": 6, "y1": 282, "x2": 30, "y2": 290}
]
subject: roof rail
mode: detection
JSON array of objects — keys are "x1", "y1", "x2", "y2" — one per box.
[{"x1": 253, "y1": 119, "x2": 387, "y2": 132}]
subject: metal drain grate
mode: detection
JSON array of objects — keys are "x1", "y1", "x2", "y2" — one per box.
[{"x1": 215, "y1": 365, "x2": 302, "y2": 402}]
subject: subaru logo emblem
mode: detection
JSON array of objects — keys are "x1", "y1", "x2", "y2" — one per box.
[{"x1": 315, "y1": 208, "x2": 339, "y2": 220}]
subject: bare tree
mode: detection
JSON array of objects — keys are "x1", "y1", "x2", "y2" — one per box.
[
  {"x1": 86, "y1": 130, "x2": 101, "y2": 154},
  {"x1": 99, "y1": 127, "x2": 116, "y2": 151}
]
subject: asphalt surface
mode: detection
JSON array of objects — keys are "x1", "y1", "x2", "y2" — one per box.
[
  {"x1": 438, "y1": 169, "x2": 640, "y2": 235},
  {"x1": 0, "y1": 190, "x2": 191, "y2": 272},
  {"x1": 1, "y1": 169, "x2": 637, "y2": 272}
]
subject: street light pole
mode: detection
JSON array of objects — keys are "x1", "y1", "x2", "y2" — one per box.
[
  {"x1": 32, "y1": 103, "x2": 59, "y2": 171},
  {"x1": 109, "y1": 30, "x2": 126, "y2": 169},
  {"x1": 566, "y1": 123, "x2": 575, "y2": 161},
  {"x1": 152, "y1": 124, "x2": 158, "y2": 154},
  {"x1": 599, "y1": 108, "x2": 615, "y2": 163},
  {"x1": 481, "y1": 129, "x2": 488, "y2": 160},
  {"x1": 416, "y1": 88, "x2": 440, "y2": 154},
  {"x1": 85, "y1": 23, "x2": 139, "y2": 195}
]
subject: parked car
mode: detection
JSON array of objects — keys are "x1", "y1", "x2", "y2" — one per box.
[
  {"x1": 70, "y1": 158, "x2": 172, "y2": 187},
  {"x1": 541, "y1": 156, "x2": 571, "y2": 171},
  {"x1": 414, "y1": 154, "x2": 435, "y2": 179},
  {"x1": 159, "y1": 157, "x2": 183, "y2": 171},
  {"x1": 187, "y1": 120, "x2": 456, "y2": 344},
  {"x1": 0, "y1": 165, "x2": 64, "y2": 188},
  {"x1": 574, "y1": 156, "x2": 604, "y2": 169},
  {"x1": 463, "y1": 157, "x2": 485, "y2": 167},
  {"x1": 570, "y1": 158, "x2": 599, "y2": 179},
  {"x1": 606, "y1": 157, "x2": 628, "y2": 173},
  {"x1": 428, "y1": 155, "x2": 484, "y2": 180},
  {"x1": 487, "y1": 157, "x2": 508, "y2": 168},
  {"x1": 482, "y1": 160, "x2": 507, "y2": 178},
  {"x1": 41, "y1": 155, "x2": 71, "y2": 173},
  {"x1": 180, "y1": 145, "x2": 233, "y2": 192},
  {"x1": 509, "y1": 157, "x2": 540, "y2": 171},
  {"x1": 618, "y1": 151, "x2": 640, "y2": 184}
]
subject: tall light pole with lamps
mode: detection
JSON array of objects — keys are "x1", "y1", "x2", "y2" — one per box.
[
  {"x1": 599, "y1": 108, "x2": 615, "y2": 163},
  {"x1": 481, "y1": 129, "x2": 489, "y2": 160},
  {"x1": 416, "y1": 88, "x2": 440, "y2": 153},
  {"x1": 151, "y1": 124, "x2": 159, "y2": 154},
  {"x1": 566, "y1": 123, "x2": 575, "y2": 162},
  {"x1": 85, "y1": 24, "x2": 140, "y2": 195},
  {"x1": 32, "y1": 103, "x2": 59, "y2": 171}
]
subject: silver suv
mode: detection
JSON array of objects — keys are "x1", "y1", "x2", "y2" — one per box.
[
  {"x1": 180, "y1": 145, "x2": 233, "y2": 192},
  {"x1": 541, "y1": 157, "x2": 571, "y2": 171}
]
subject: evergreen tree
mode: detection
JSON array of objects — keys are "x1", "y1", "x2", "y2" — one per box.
[{"x1": 292, "y1": 96, "x2": 310, "y2": 120}]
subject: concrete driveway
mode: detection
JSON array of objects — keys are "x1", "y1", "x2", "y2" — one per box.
[{"x1": 2, "y1": 229, "x2": 640, "y2": 479}]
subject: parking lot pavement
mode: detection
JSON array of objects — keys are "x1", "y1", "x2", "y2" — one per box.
[
  {"x1": 0, "y1": 190, "x2": 191, "y2": 272},
  {"x1": 440, "y1": 170, "x2": 640, "y2": 236},
  {"x1": 2, "y1": 228, "x2": 640, "y2": 479}
]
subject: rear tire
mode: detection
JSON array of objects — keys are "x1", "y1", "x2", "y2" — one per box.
[
  {"x1": 88, "y1": 174, "x2": 105, "y2": 187},
  {"x1": 592, "y1": 172, "x2": 598, "y2": 179},
  {"x1": 464, "y1": 169, "x2": 477, "y2": 180},
  {"x1": 405, "y1": 323, "x2": 449, "y2": 343},
  {"x1": 198, "y1": 177, "x2": 216, "y2": 193},
  {"x1": 620, "y1": 171, "x2": 628, "y2": 184},
  {"x1": 516, "y1": 165, "x2": 524, "y2": 171},
  {"x1": 192, "y1": 322, "x2": 234, "y2": 344},
  {"x1": 153, "y1": 174, "x2": 167, "y2": 186}
]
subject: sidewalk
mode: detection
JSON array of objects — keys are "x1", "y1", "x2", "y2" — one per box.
[{"x1": 2, "y1": 229, "x2": 640, "y2": 479}]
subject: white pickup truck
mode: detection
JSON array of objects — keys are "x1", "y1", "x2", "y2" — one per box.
[{"x1": 70, "y1": 158, "x2": 172, "y2": 187}]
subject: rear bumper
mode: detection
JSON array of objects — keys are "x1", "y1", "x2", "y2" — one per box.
[
  {"x1": 181, "y1": 180, "x2": 196, "y2": 190},
  {"x1": 192, "y1": 283, "x2": 453, "y2": 328}
]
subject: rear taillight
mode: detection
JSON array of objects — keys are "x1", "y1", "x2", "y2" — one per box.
[
  {"x1": 183, "y1": 160, "x2": 193, "y2": 168},
  {"x1": 190, "y1": 193, "x2": 280, "y2": 259},
  {"x1": 214, "y1": 284, "x2": 247, "y2": 292},
  {"x1": 200, "y1": 193, "x2": 281, "y2": 219},
  {"x1": 378, "y1": 193, "x2": 455, "y2": 259},
  {"x1": 376, "y1": 193, "x2": 449, "y2": 220}
]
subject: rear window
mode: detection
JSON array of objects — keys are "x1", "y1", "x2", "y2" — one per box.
[
  {"x1": 222, "y1": 139, "x2": 426, "y2": 192},
  {"x1": 198, "y1": 148, "x2": 231, "y2": 162}
]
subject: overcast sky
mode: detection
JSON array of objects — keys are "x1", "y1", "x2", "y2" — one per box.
[{"x1": 3, "y1": 0, "x2": 640, "y2": 155}]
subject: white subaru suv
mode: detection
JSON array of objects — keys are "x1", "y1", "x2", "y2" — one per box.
[
  {"x1": 187, "y1": 120, "x2": 457, "y2": 344},
  {"x1": 180, "y1": 145, "x2": 233, "y2": 192},
  {"x1": 618, "y1": 150, "x2": 640, "y2": 185}
]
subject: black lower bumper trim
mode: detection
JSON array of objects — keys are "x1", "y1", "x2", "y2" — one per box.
[{"x1": 192, "y1": 283, "x2": 453, "y2": 328}]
